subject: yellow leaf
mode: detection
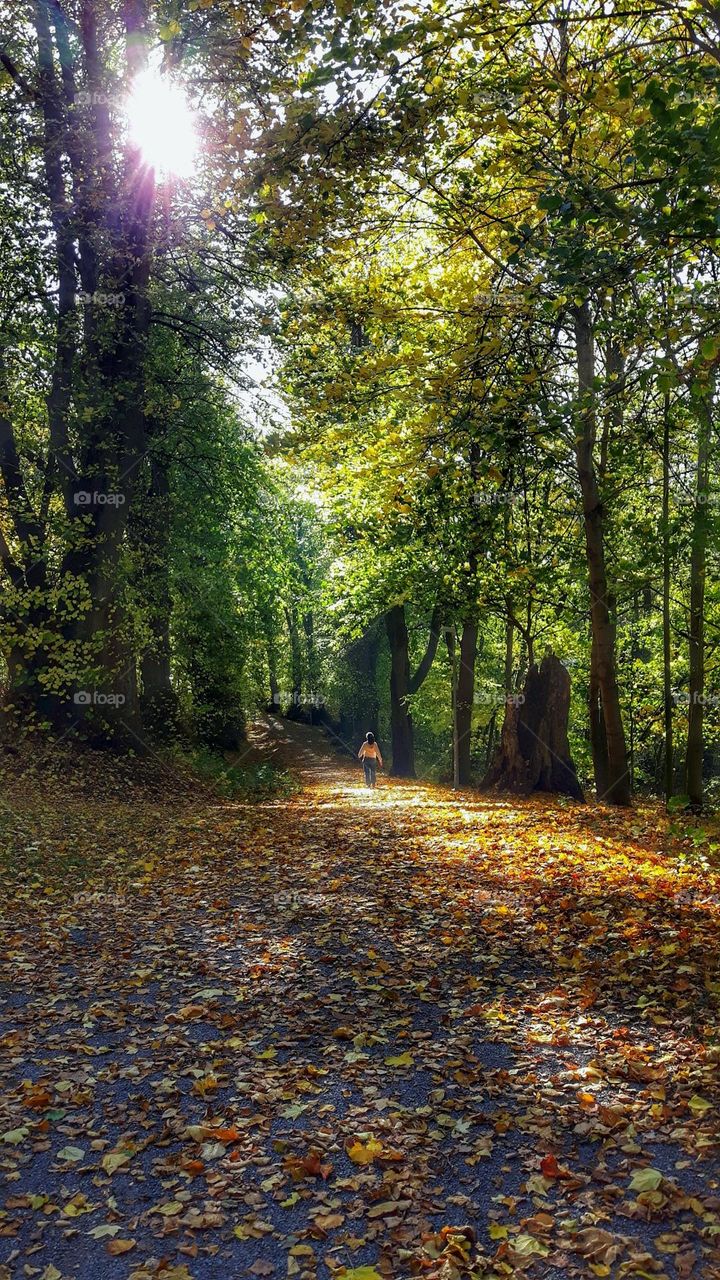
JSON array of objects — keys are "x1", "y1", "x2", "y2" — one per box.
[
  {"x1": 512, "y1": 1234, "x2": 549, "y2": 1257},
  {"x1": 347, "y1": 1138, "x2": 383, "y2": 1165},
  {"x1": 688, "y1": 1094, "x2": 712, "y2": 1113},
  {"x1": 107, "y1": 1239, "x2": 136, "y2": 1255},
  {"x1": 489, "y1": 1222, "x2": 508, "y2": 1239},
  {"x1": 384, "y1": 1051, "x2": 413, "y2": 1067},
  {"x1": 154, "y1": 1200, "x2": 184, "y2": 1216},
  {"x1": 102, "y1": 1149, "x2": 132, "y2": 1174},
  {"x1": 337, "y1": 1269, "x2": 383, "y2": 1280}
]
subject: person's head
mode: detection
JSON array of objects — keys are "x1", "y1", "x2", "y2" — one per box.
[{"x1": 365, "y1": 731, "x2": 375, "y2": 744}]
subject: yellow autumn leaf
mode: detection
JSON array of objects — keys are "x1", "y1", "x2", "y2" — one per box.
[
  {"x1": 384, "y1": 1051, "x2": 414, "y2": 1067},
  {"x1": 347, "y1": 1137, "x2": 384, "y2": 1165},
  {"x1": 489, "y1": 1222, "x2": 508, "y2": 1239},
  {"x1": 688, "y1": 1094, "x2": 712, "y2": 1113},
  {"x1": 337, "y1": 1269, "x2": 383, "y2": 1280},
  {"x1": 512, "y1": 1234, "x2": 549, "y2": 1257},
  {"x1": 106, "y1": 1239, "x2": 136, "y2": 1255},
  {"x1": 101, "y1": 1149, "x2": 132, "y2": 1174},
  {"x1": 153, "y1": 1200, "x2": 184, "y2": 1216}
]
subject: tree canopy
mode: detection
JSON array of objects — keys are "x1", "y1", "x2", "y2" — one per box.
[{"x1": 0, "y1": 0, "x2": 718, "y2": 808}]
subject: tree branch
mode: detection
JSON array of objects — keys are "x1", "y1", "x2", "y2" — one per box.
[{"x1": 408, "y1": 603, "x2": 443, "y2": 694}]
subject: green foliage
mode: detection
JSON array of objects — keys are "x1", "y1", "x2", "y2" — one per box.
[{"x1": 168, "y1": 746, "x2": 296, "y2": 801}]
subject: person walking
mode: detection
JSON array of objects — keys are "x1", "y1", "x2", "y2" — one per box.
[{"x1": 358, "y1": 731, "x2": 383, "y2": 787}]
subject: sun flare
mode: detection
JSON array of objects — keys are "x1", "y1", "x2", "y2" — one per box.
[{"x1": 127, "y1": 68, "x2": 197, "y2": 179}]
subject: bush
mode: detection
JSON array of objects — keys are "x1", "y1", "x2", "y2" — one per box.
[{"x1": 171, "y1": 746, "x2": 297, "y2": 800}]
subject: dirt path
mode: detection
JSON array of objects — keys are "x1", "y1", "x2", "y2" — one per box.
[{"x1": 1, "y1": 721, "x2": 719, "y2": 1280}]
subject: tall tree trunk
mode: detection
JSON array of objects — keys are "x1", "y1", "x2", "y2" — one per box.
[
  {"x1": 455, "y1": 620, "x2": 478, "y2": 785},
  {"x1": 685, "y1": 388, "x2": 711, "y2": 808},
  {"x1": 286, "y1": 604, "x2": 304, "y2": 710},
  {"x1": 385, "y1": 603, "x2": 442, "y2": 777},
  {"x1": 267, "y1": 638, "x2": 280, "y2": 708},
  {"x1": 589, "y1": 633, "x2": 610, "y2": 799},
  {"x1": 587, "y1": 324, "x2": 620, "y2": 798},
  {"x1": 446, "y1": 625, "x2": 459, "y2": 786},
  {"x1": 662, "y1": 389, "x2": 673, "y2": 805},
  {"x1": 138, "y1": 449, "x2": 176, "y2": 739},
  {"x1": 30, "y1": 0, "x2": 154, "y2": 745},
  {"x1": 572, "y1": 300, "x2": 630, "y2": 805},
  {"x1": 303, "y1": 610, "x2": 320, "y2": 714},
  {"x1": 386, "y1": 605, "x2": 415, "y2": 777},
  {"x1": 504, "y1": 607, "x2": 514, "y2": 695},
  {"x1": 485, "y1": 711, "x2": 497, "y2": 770}
]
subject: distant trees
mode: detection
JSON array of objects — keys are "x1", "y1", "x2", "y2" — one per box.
[{"x1": 277, "y1": 0, "x2": 720, "y2": 806}]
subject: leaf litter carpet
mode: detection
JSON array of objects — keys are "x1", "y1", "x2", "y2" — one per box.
[{"x1": 1, "y1": 721, "x2": 720, "y2": 1280}]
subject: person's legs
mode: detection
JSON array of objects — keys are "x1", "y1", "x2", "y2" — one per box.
[
  {"x1": 368, "y1": 760, "x2": 377, "y2": 788},
  {"x1": 363, "y1": 760, "x2": 373, "y2": 786}
]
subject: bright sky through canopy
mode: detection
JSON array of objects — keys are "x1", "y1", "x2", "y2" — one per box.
[{"x1": 126, "y1": 68, "x2": 197, "y2": 179}]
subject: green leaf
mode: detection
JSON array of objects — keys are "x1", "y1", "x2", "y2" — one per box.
[
  {"x1": 1, "y1": 1126, "x2": 29, "y2": 1145},
  {"x1": 57, "y1": 1145, "x2": 85, "y2": 1162},
  {"x1": 629, "y1": 1167, "x2": 663, "y2": 1192}
]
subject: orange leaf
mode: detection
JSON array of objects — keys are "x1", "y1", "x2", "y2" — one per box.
[
  {"x1": 214, "y1": 1126, "x2": 242, "y2": 1143},
  {"x1": 541, "y1": 1154, "x2": 570, "y2": 1179}
]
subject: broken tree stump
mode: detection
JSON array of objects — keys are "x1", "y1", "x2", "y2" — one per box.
[{"x1": 482, "y1": 652, "x2": 584, "y2": 800}]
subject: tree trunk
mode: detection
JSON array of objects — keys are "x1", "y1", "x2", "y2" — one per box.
[
  {"x1": 662, "y1": 388, "x2": 673, "y2": 805},
  {"x1": 483, "y1": 652, "x2": 584, "y2": 799},
  {"x1": 504, "y1": 608, "x2": 514, "y2": 694},
  {"x1": 267, "y1": 639, "x2": 280, "y2": 709},
  {"x1": 589, "y1": 631, "x2": 609, "y2": 798},
  {"x1": 385, "y1": 602, "x2": 442, "y2": 777},
  {"x1": 685, "y1": 388, "x2": 711, "y2": 808},
  {"x1": 572, "y1": 300, "x2": 630, "y2": 804},
  {"x1": 138, "y1": 449, "x2": 177, "y2": 739},
  {"x1": 303, "y1": 609, "x2": 319, "y2": 696},
  {"x1": 455, "y1": 620, "x2": 478, "y2": 785},
  {"x1": 285, "y1": 604, "x2": 304, "y2": 713},
  {"x1": 386, "y1": 604, "x2": 415, "y2": 777},
  {"x1": 484, "y1": 711, "x2": 497, "y2": 770},
  {"x1": 446, "y1": 625, "x2": 459, "y2": 786}
]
